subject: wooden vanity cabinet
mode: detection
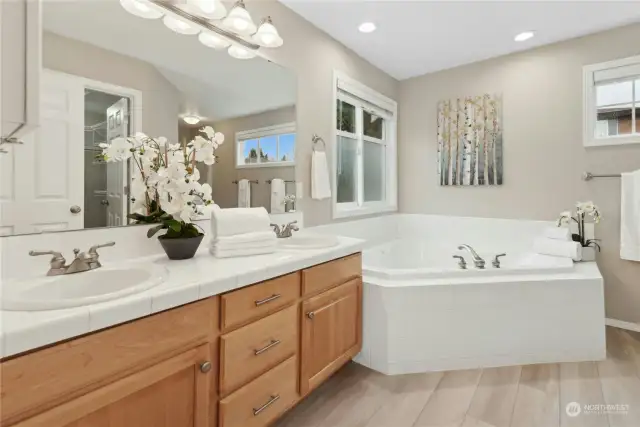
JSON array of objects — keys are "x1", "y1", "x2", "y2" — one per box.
[{"x1": 0, "y1": 254, "x2": 363, "y2": 427}]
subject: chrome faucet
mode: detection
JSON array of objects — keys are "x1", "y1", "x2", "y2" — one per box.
[
  {"x1": 270, "y1": 221, "x2": 299, "y2": 238},
  {"x1": 457, "y1": 244, "x2": 485, "y2": 269},
  {"x1": 453, "y1": 255, "x2": 467, "y2": 269},
  {"x1": 492, "y1": 253, "x2": 507, "y2": 268},
  {"x1": 29, "y1": 242, "x2": 115, "y2": 276}
]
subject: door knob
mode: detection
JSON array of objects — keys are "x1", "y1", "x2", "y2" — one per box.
[{"x1": 70, "y1": 205, "x2": 82, "y2": 214}]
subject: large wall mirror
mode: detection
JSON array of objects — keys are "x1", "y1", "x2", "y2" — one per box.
[{"x1": 0, "y1": 0, "x2": 297, "y2": 237}]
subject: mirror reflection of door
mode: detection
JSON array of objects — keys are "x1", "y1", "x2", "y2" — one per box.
[{"x1": 83, "y1": 90, "x2": 131, "y2": 229}]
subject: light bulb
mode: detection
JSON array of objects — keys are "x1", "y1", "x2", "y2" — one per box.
[
  {"x1": 198, "y1": 31, "x2": 231, "y2": 50},
  {"x1": 120, "y1": 0, "x2": 163, "y2": 19},
  {"x1": 514, "y1": 31, "x2": 535, "y2": 42},
  {"x1": 252, "y1": 17, "x2": 283, "y2": 48},
  {"x1": 163, "y1": 15, "x2": 200, "y2": 35},
  {"x1": 358, "y1": 22, "x2": 377, "y2": 33},
  {"x1": 228, "y1": 45, "x2": 257, "y2": 60},
  {"x1": 183, "y1": 115, "x2": 201, "y2": 125},
  {"x1": 222, "y1": 1, "x2": 256, "y2": 36}
]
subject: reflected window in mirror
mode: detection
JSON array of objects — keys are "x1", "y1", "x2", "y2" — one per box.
[{"x1": 236, "y1": 123, "x2": 296, "y2": 168}]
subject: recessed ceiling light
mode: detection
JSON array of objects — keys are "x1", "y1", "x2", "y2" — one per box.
[
  {"x1": 514, "y1": 31, "x2": 535, "y2": 42},
  {"x1": 358, "y1": 22, "x2": 376, "y2": 33},
  {"x1": 183, "y1": 115, "x2": 201, "y2": 125}
]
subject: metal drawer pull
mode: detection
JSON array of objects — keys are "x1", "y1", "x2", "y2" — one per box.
[
  {"x1": 253, "y1": 395, "x2": 280, "y2": 416},
  {"x1": 254, "y1": 339, "x2": 281, "y2": 356},
  {"x1": 307, "y1": 311, "x2": 315, "y2": 319},
  {"x1": 255, "y1": 294, "x2": 281, "y2": 307}
]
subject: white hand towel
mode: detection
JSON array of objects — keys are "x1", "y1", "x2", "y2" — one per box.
[
  {"x1": 209, "y1": 244, "x2": 276, "y2": 258},
  {"x1": 213, "y1": 231, "x2": 276, "y2": 250},
  {"x1": 621, "y1": 169, "x2": 640, "y2": 261},
  {"x1": 210, "y1": 205, "x2": 271, "y2": 238},
  {"x1": 533, "y1": 237, "x2": 582, "y2": 261},
  {"x1": 270, "y1": 179, "x2": 286, "y2": 214},
  {"x1": 311, "y1": 151, "x2": 331, "y2": 200},
  {"x1": 543, "y1": 227, "x2": 572, "y2": 241},
  {"x1": 238, "y1": 179, "x2": 251, "y2": 208}
]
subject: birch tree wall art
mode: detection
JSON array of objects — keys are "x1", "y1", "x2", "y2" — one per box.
[{"x1": 437, "y1": 94, "x2": 503, "y2": 186}]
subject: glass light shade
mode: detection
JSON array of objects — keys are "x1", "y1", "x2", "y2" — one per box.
[
  {"x1": 228, "y1": 45, "x2": 257, "y2": 60},
  {"x1": 177, "y1": 0, "x2": 227, "y2": 20},
  {"x1": 183, "y1": 115, "x2": 201, "y2": 125},
  {"x1": 222, "y1": 3, "x2": 257, "y2": 36},
  {"x1": 163, "y1": 15, "x2": 200, "y2": 35},
  {"x1": 252, "y1": 19, "x2": 283, "y2": 48},
  {"x1": 198, "y1": 31, "x2": 231, "y2": 50},
  {"x1": 119, "y1": 0, "x2": 163, "y2": 19}
]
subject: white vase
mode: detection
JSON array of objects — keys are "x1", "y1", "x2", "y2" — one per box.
[{"x1": 581, "y1": 246, "x2": 597, "y2": 262}]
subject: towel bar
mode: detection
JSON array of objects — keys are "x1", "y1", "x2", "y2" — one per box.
[
  {"x1": 583, "y1": 172, "x2": 622, "y2": 181},
  {"x1": 232, "y1": 180, "x2": 259, "y2": 184},
  {"x1": 265, "y1": 179, "x2": 296, "y2": 184}
]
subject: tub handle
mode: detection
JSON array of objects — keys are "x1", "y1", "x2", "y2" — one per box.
[
  {"x1": 453, "y1": 255, "x2": 467, "y2": 270},
  {"x1": 492, "y1": 253, "x2": 507, "y2": 268}
]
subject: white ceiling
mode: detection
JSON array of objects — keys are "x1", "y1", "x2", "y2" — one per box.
[
  {"x1": 43, "y1": 0, "x2": 296, "y2": 122},
  {"x1": 281, "y1": 0, "x2": 640, "y2": 80}
]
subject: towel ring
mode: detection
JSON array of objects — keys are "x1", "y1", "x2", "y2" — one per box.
[{"x1": 312, "y1": 134, "x2": 326, "y2": 152}]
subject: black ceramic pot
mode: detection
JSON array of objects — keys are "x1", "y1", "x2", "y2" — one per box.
[{"x1": 158, "y1": 234, "x2": 204, "y2": 260}]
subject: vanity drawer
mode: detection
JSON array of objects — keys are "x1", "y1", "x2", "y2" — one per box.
[
  {"x1": 219, "y1": 305, "x2": 297, "y2": 395},
  {"x1": 0, "y1": 297, "x2": 218, "y2": 426},
  {"x1": 219, "y1": 356, "x2": 298, "y2": 427},
  {"x1": 221, "y1": 272, "x2": 300, "y2": 332},
  {"x1": 301, "y1": 253, "x2": 362, "y2": 297}
]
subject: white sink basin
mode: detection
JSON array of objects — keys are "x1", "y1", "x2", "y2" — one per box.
[
  {"x1": 1, "y1": 265, "x2": 167, "y2": 311},
  {"x1": 279, "y1": 234, "x2": 340, "y2": 250}
]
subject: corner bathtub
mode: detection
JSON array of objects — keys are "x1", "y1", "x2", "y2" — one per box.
[{"x1": 363, "y1": 239, "x2": 574, "y2": 281}]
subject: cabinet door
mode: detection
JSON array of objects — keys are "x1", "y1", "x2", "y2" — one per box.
[
  {"x1": 15, "y1": 344, "x2": 213, "y2": 427},
  {"x1": 300, "y1": 278, "x2": 362, "y2": 395}
]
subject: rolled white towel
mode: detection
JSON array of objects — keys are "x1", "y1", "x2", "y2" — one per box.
[
  {"x1": 209, "y1": 244, "x2": 276, "y2": 258},
  {"x1": 213, "y1": 231, "x2": 276, "y2": 249},
  {"x1": 533, "y1": 237, "x2": 582, "y2": 261},
  {"x1": 543, "y1": 227, "x2": 572, "y2": 241},
  {"x1": 211, "y1": 205, "x2": 271, "y2": 238}
]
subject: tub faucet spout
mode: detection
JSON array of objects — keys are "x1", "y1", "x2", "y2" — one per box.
[{"x1": 457, "y1": 244, "x2": 485, "y2": 269}]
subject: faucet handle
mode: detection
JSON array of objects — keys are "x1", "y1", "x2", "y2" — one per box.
[
  {"x1": 492, "y1": 253, "x2": 507, "y2": 268},
  {"x1": 270, "y1": 223, "x2": 281, "y2": 233},
  {"x1": 453, "y1": 255, "x2": 467, "y2": 269},
  {"x1": 29, "y1": 250, "x2": 66, "y2": 271},
  {"x1": 88, "y1": 241, "x2": 115, "y2": 255}
]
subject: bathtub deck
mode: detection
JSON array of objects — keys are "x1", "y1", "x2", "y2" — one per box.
[{"x1": 275, "y1": 327, "x2": 640, "y2": 427}]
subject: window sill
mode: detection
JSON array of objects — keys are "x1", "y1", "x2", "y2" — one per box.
[
  {"x1": 236, "y1": 162, "x2": 295, "y2": 169},
  {"x1": 333, "y1": 203, "x2": 397, "y2": 220},
  {"x1": 584, "y1": 134, "x2": 640, "y2": 147}
]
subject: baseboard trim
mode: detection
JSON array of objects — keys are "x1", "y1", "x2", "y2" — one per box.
[{"x1": 606, "y1": 318, "x2": 640, "y2": 332}]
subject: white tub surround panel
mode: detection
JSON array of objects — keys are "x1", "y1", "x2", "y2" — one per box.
[
  {"x1": 309, "y1": 214, "x2": 606, "y2": 374},
  {"x1": 0, "y1": 236, "x2": 364, "y2": 358}
]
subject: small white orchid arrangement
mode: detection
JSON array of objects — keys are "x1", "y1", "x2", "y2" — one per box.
[
  {"x1": 100, "y1": 126, "x2": 224, "y2": 239},
  {"x1": 557, "y1": 201, "x2": 602, "y2": 251},
  {"x1": 283, "y1": 194, "x2": 297, "y2": 211}
]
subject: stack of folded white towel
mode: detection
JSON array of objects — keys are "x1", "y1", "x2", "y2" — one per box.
[
  {"x1": 533, "y1": 227, "x2": 582, "y2": 261},
  {"x1": 210, "y1": 205, "x2": 277, "y2": 258}
]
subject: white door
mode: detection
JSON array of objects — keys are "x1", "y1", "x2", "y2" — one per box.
[
  {"x1": 105, "y1": 98, "x2": 129, "y2": 227},
  {"x1": 0, "y1": 69, "x2": 84, "y2": 236}
]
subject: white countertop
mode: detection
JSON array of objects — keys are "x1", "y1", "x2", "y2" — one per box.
[{"x1": 0, "y1": 236, "x2": 366, "y2": 359}]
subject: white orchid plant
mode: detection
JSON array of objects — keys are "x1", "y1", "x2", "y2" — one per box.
[
  {"x1": 100, "y1": 126, "x2": 224, "y2": 239},
  {"x1": 557, "y1": 201, "x2": 602, "y2": 251}
]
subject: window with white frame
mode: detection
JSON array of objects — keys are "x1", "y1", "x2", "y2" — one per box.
[
  {"x1": 333, "y1": 72, "x2": 397, "y2": 218},
  {"x1": 584, "y1": 55, "x2": 640, "y2": 147},
  {"x1": 236, "y1": 122, "x2": 296, "y2": 168}
]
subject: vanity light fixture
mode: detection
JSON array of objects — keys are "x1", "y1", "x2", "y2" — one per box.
[
  {"x1": 119, "y1": 0, "x2": 163, "y2": 19},
  {"x1": 183, "y1": 115, "x2": 202, "y2": 125},
  {"x1": 163, "y1": 15, "x2": 200, "y2": 35},
  {"x1": 358, "y1": 22, "x2": 377, "y2": 33},
  {"x1": 253, "y1": 17, "x2": 283, "y2": 48},
  {"x1": 120, "y1": 0, "x2": 283, "y2": 60},
  {"x1": 514, "y1": 31, "x2": 534, "y2": 42},
  {"x1": 222, "y1": 0, "x2": 257, "y2": 36}
]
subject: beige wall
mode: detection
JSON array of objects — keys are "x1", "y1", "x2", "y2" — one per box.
[
  {"x1": 43, "y1": 31, "x2": 181, "y2": 142},
  {"x1": 246, "y1": 0, "x2": 399, "y2": 225},
  {"x1": 195, "y1": 106, "x2": 296, "y2": 210},
  {"x1": 399, "y1": 23, "x2": 640, "y2": 324}
]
